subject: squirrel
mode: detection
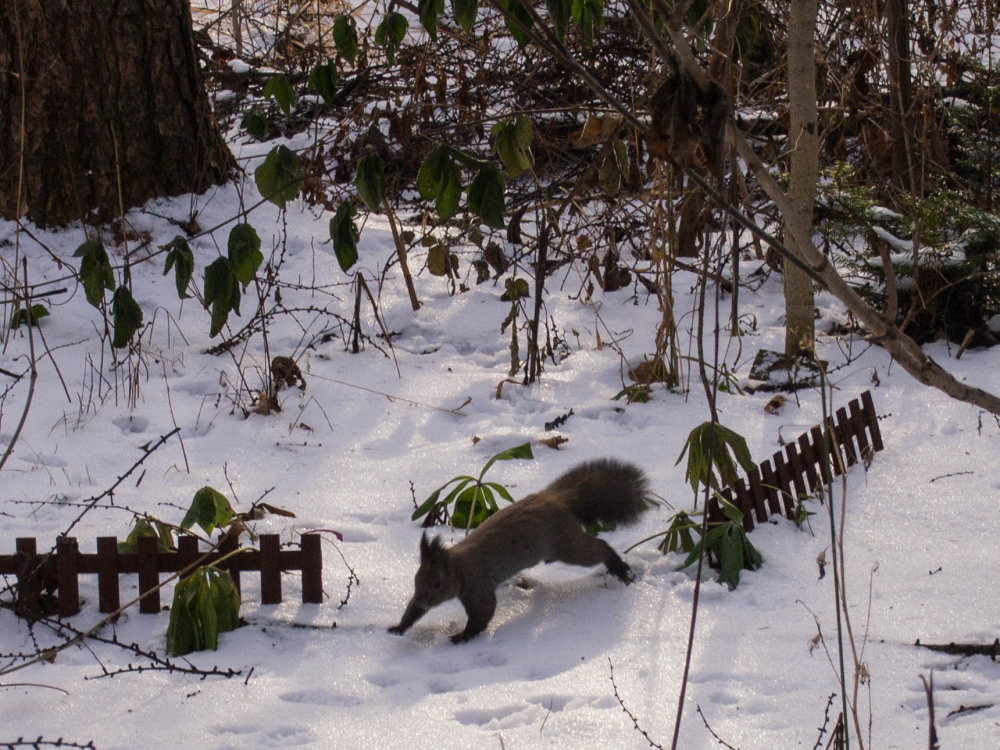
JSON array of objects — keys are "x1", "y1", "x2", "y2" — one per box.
[{"x1": 388, "y1": 458, "x2": 654, "y2": 643}]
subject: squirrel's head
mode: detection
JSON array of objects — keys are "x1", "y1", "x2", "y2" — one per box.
[{"x1": 411, "y1": 532, "x2": 458, "y2": 607}]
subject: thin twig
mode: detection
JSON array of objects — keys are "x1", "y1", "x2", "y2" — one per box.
[
  {"x1": 608, "y1": 658, "x2": 665, "y2": 749},
  {"x1": 0, "y1": 260, "x2": 39, "y2": 474}
]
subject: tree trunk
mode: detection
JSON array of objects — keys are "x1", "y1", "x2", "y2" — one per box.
[
  {"x1": 886, "y1": 0, "x2": 914, "y2": 193},
  {"x1": 784, "y1": 0, "x2": 819, "y2": 356},
  {"x1": 0, "y1": 0, "x2": 233, "y2": 227}
]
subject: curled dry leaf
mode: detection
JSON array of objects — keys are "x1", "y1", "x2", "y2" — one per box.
[
  {"x1": 764, "y1": 394, "x2": 789, "y2": 414},
  {"x1": 537, "y1": 435, "x2": 568, "y2": 450}
]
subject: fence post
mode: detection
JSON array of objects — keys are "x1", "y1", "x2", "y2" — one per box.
[
  {"x1": 55, "y1": 536, "x2": 81, "y2": 617},
  {"x1": 96, "y1": 536, "x2": 120, "y2": 614},
  {"x1": 137, "y1": 535, "x2": 160, "y2": 613},
  {"x1": 14, "y1": 537, "x2": 42, "y2": 618},
  {"x1": 260, "y1": 534, "x2": 282, "y2": 605},
  {"x1": 301, "y1": 533, "x2": 323, "y2": 604},
  {"x1": 219, "y1": 534, "x2": 242, "y2": 595}
]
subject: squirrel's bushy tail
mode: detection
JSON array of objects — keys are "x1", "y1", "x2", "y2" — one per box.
[{"x1": 547, "y1": 458, "x2": 653, "y2": 527}]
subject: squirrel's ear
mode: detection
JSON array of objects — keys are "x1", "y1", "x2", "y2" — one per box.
[{"x1": 420, "y1": 532, "x2": 445, "y2": 561}]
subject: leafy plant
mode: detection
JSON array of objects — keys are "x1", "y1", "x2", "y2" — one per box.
[
  {"x1": 308, "y1": 59, "x2": 338, "y2": 106},
  {"x1": 117, "y1": 517, "x2": 176, "y2": 554},
  {"x1": 677, "y1": 421, "x2": 755, "y2": 493},
  {"x1": 329, "y1": 201, "x2": 360, "y2": 272},
  {"x1": 181, "y1": 486, "x2": 235, "y2": 536},
  {"x1": 332, "y1": 14, "x2": 359, "y2": 64},
  {"x1": 202, "y1": 223, "x2": 264, "y2": 337},
  {"x1": 680, "y1": 501, "x2": 763, "y2": 589},
  {"x1": 263, "y1": 75, "x2": 296, "y2": 115},
  {"x1": 74, "y1": 238, "x2": 114, "y2": 308},
  {"x1": 255, "y1": 145, "x2": 302, "y2": 208},
  {"x1": 649, "y1": 504, "x2": 762, "y2": 589},
  {"x1": 9, "y1": 303, "x2": 49, "y2": 328},
  {"x1": 162, "y1": 236, "x2": 194, "y2": 299},
  {"x1": 166, "y1": 566, "x2": 241, "y2": 656},
  {"x1": 655, "y1": 510, "x2": 698, "y2": 556},
  {"x1": 412, "y1": 443, "x2": 534, "y2": 529}
]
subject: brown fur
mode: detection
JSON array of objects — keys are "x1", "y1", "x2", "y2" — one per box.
[{"x1": 388, "y1": 459, "x2": 653, "y2": 643}]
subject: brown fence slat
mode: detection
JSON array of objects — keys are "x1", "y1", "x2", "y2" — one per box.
[
  {"x1": 219, "y1": 534, "x2": 242, "y2": 596},
  {"x1": 783, "y1": 442, "x2": 808, "y2": 500},
  {"x1": 137, "y1": 535, "x2": 160, "y2": 614},
  {"x1": 771, "y1": 451, "x2": 795, "y2": 519},
  {"x1": 14, "y1": 537, "x2": 41, "y2": 618},
  {"x1": 730, "y1": 478, "x2": 754, "y2": 530},
  {"x1": 847, "y1": 398, "x2": 871, "y2": 461},
  {"x1": 301, "y1": 533, "x2": 323, "y2": 604},
  {"x1": 759, "y1": 460, "x2": 783, "y2": 519},
  {"x1": 176, "y1": 535, "x2": 199, "y2": 573},
  {"x1": 96, "y1": 536, "x2": 120, "y2": 614},
  {"x1": 56, "y1": 537, "x2": 81, "y2": 617},
  {"x1": 797, "y1": 431, "x2": 821, "y2": 490},
  {"x1": 260, "y1": 535, "x2": 282, "y2": 605},
  {"x1": 834, "y1": 406, "x2": 858, "y2": 467},
  {"x1": 746, "y1": 466, "x2": 769, "y2": 524},
  {"x1": 861, "y1": 390, "x2": 884, "y2": 451}
]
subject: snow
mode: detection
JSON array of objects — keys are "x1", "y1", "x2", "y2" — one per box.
[{"x1": 2, "y1": 168, "x2": 999, "y2": 749}]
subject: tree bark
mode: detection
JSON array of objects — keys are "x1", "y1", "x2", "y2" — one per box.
[
  {"x1": 784, "y1": 0, "x2": 820, "y2": 356},
  {"x1": 886, "y1": 0, "x2": 915, "y2": 193},
  {"x1": 0, "y1": 0, "x2": 234, "y2": 227}
]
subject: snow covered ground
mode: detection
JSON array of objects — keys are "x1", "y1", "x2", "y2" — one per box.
[{"x1": 2, "y1": 164, "x2": 999, "y2": 749}]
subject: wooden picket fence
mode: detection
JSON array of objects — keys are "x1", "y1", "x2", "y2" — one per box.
[
  {"x1": 708, "y1": 390, "x2": 884, "y2": 530},
  {"x1": 0, "y1": 533, "x2": 323, "y2": 618}
]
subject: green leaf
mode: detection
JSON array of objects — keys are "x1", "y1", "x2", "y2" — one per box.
[
  {"x1": 240, "y1": 109, "x2": 268, "y2": 139},
  {"x1": 263, "y1": 75, "x2": 296, "y2": 115},
  {"x1": 74, "y1": 239, "x2": 115, "y2": 309},
  {"x1": 417, "y1": 147, "x2": 462, "y2": 221},
  {"x1": 677, "y1": 422, "x2": 755, "y2": 493},
  {"x1": 484, "y1": 481, "x2": 514, "y2": 504},
  {"x1": 9, "y1": 303, "x2": 49, "y2": 329},
  {"x1": 478, "y1": 442, "x2": 533, "y2": 478},
  {"x1": 658, "y1": 510, "x2": 698, "y2": 555},
  {"x1": 419, "y1": 0, "x2": 445, "y2": 39},
  {"x1": 546, "y1": 0, "x2": 572, "y2": 38},
  {"x1": 374, "y1": 12, "x2": 408, "y2": 65},
  {"x1": 497, "y1": 0, "x2": 533, "y2": 45},
  {"x1": 167, "y1": 567, "x2": 241, "y2": 655},
  {"x1": 411, "y1": 483, "x2": 448, "y2": 521},
  {"x1": 308, "y1": 59, "x2": 338, "y2": 106},
  {"x1": 492, "y1": 116, "x2": 534, "y2": 178},
  {"x1": 111, "y1": 285, "x2": 143, "y2": 349},
  {"x1": 436, "y1": 164, "x2": 462, "y2": 222},
  {"x1": 162, "y1": 236, "x2": 194, "y2": 299},
  {"x1": 500, "y1": 276, "x2": 530, "y2": 301},
  {"x1": 333, "y1": 15, "x2": 359, "y2": 65},
  {"x1": 227, "y1": 223, "x2": 263, "y2": 287},
  {"x1": 468, "y1": 166, "x2": 506, "y2": 229},
  {"x1": 452, "y1": 0, "x2": 479, "y2": 32},
  {"x1": 255, "y1": 145, "x2": 302, "y2": 208},
  {"x1": 571, "y1": 0, "x2": 603, "y2": 46},
  {"x1": 181, "y1": 486, "x2": 235, "y2": 536},
  {"x1": 427, "y1": 244, "x2": 456, "y2": 276},
  {"x1": 598, "y1": 138, "x2": 628, "y2": 194},
  {"x1": 329, "y1": 201, "x2": 360, "y2": 272},
  {"x1": 355, "y1": 154, "x2": 387, "y2": 213},
  {"x1": 118, "y1": 518, "x2": 175, "y2": 554},
  {"x1": 203, "y1": 257, "x2": 241, "y2": 337}
]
